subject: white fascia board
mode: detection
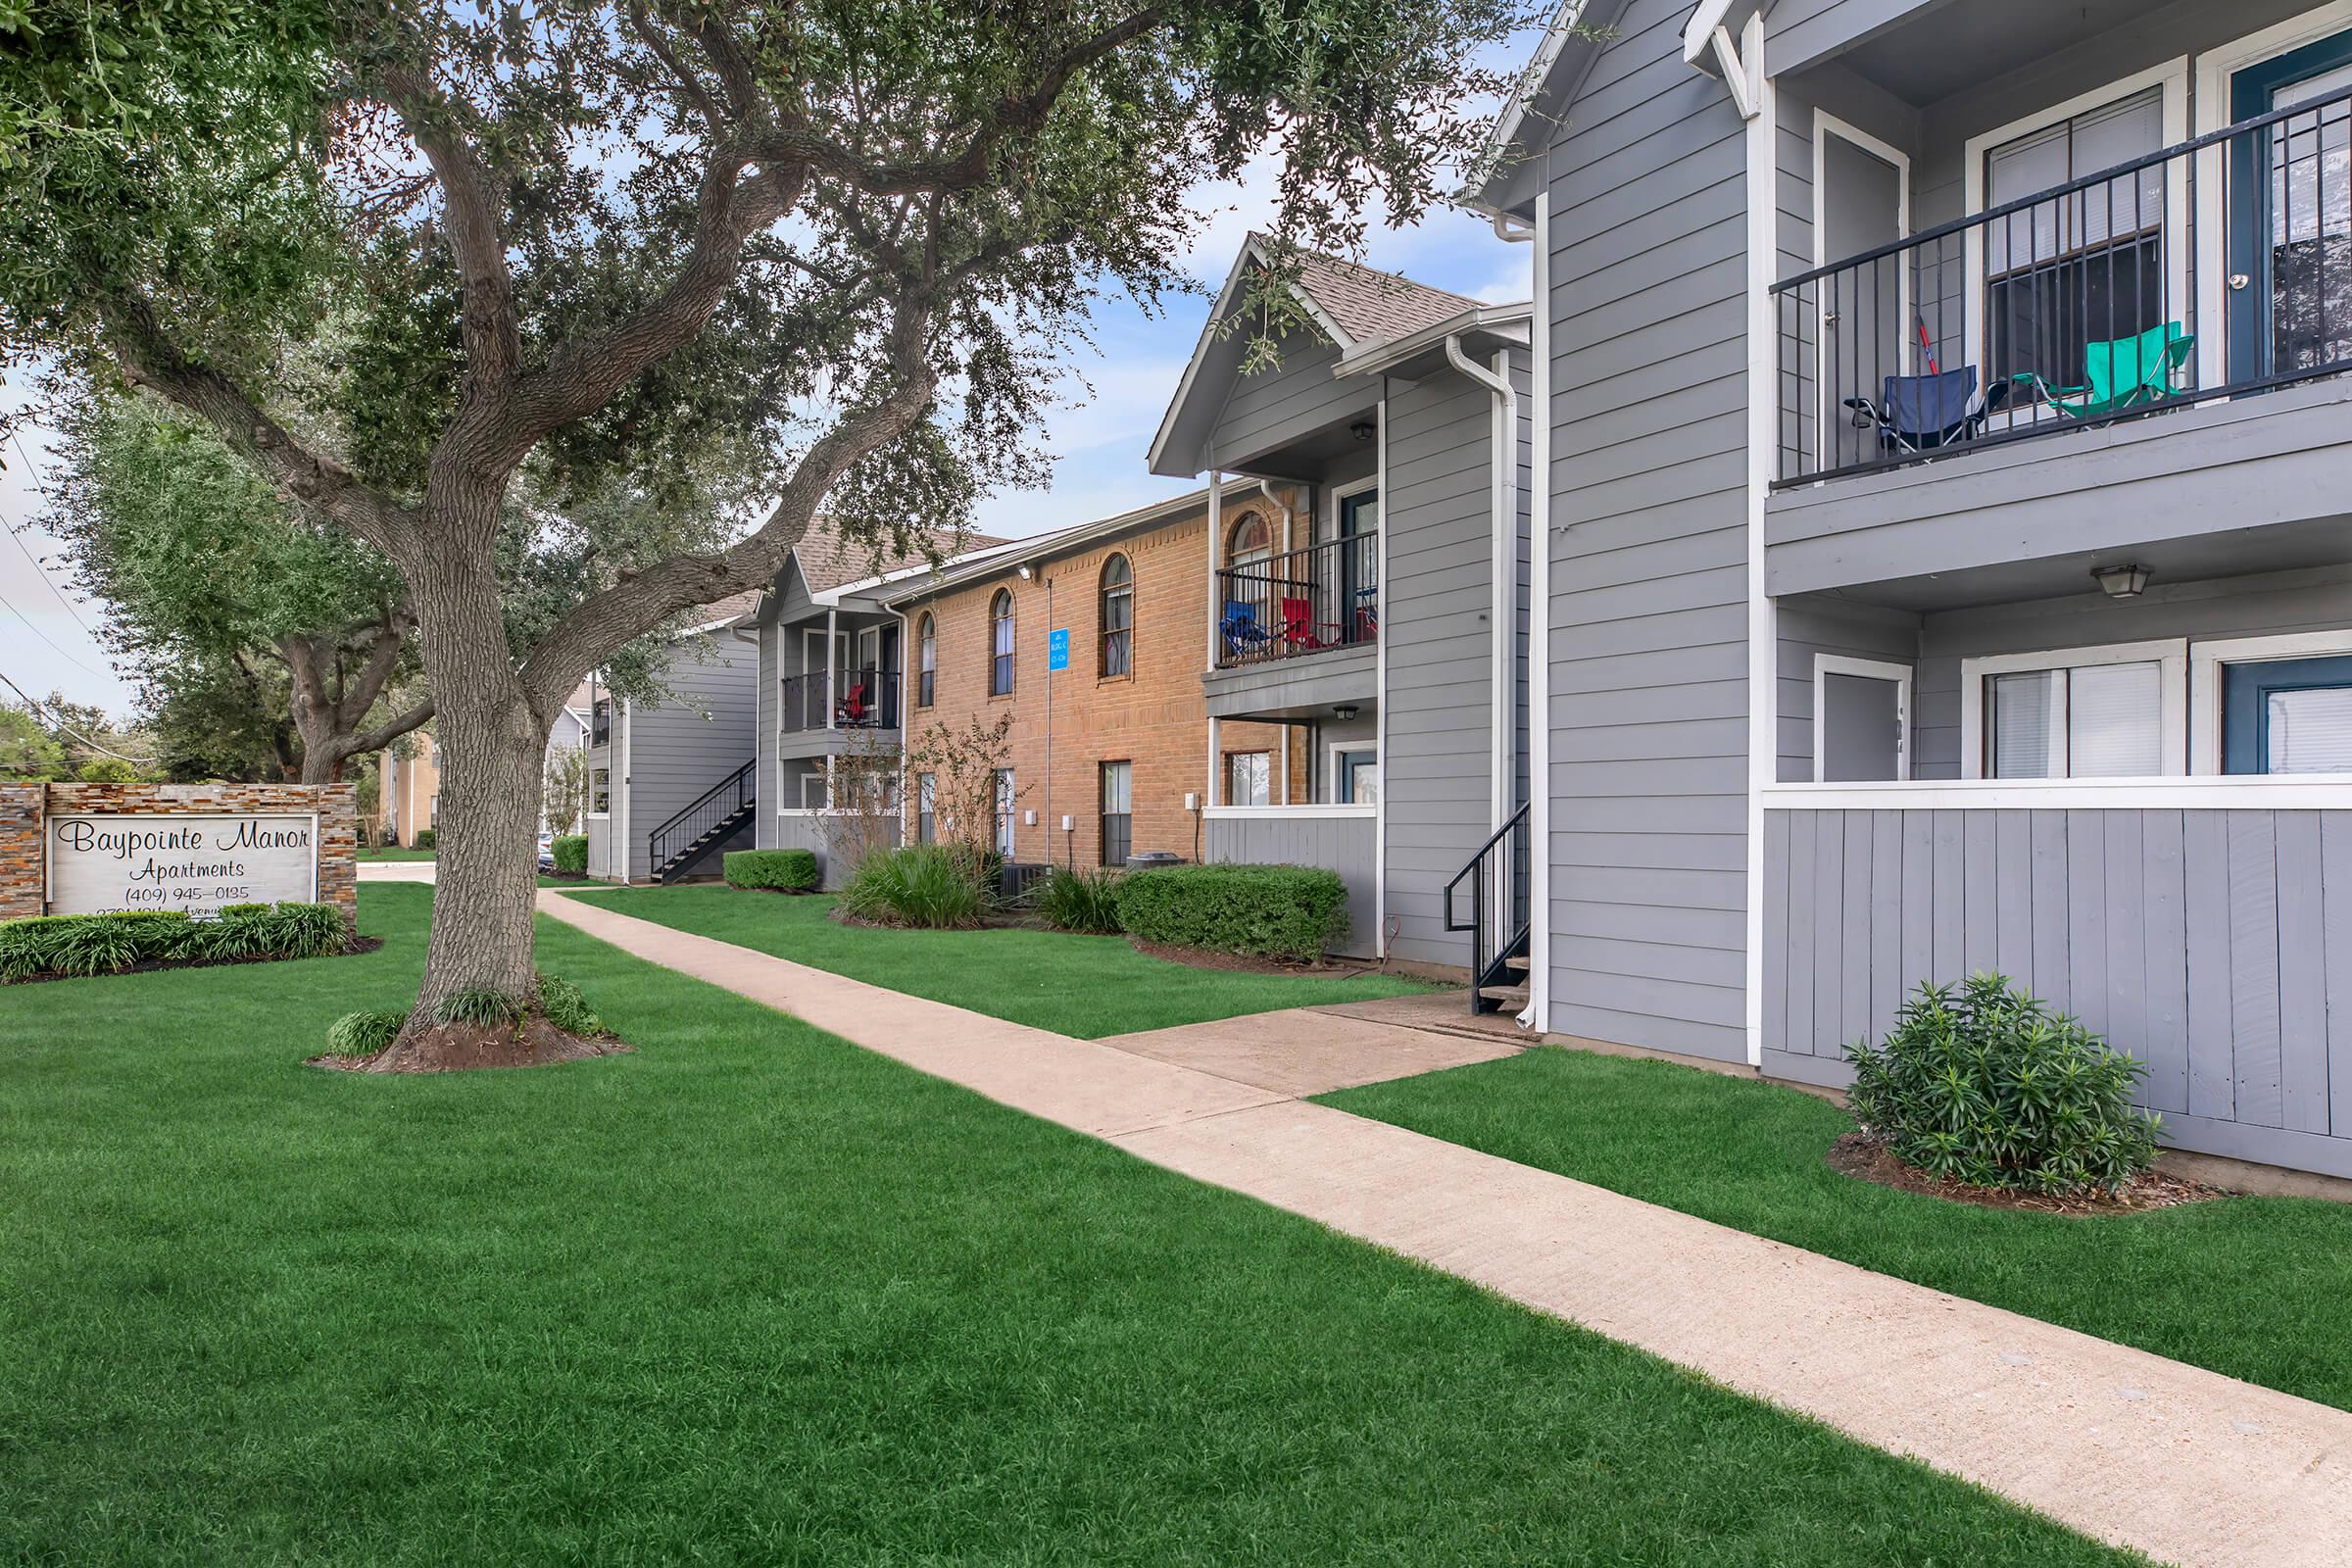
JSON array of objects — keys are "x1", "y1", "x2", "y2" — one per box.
[
  {"x1": 1461, "y1": 0, "x2": 1590, "y2": 216},
  {"x1": 1332, "y1": 303, "x2": 1535, "y2": 379}
]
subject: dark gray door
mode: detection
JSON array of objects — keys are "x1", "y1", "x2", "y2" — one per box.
[
  {"x1": 1821, "y1": 671, "x2": 1904, "y2": 781},
  {"x1": 1822, "y1": 132, "x2": 1905, "y2": 469}
]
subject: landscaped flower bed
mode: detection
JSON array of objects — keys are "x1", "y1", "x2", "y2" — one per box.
[{"x1": 0, "y1": 903, "x2": 359, "y2": 983}]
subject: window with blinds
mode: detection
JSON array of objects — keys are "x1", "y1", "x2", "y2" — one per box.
[{"x1": 1985, "y1": 660, "x2": 2164, "y2": 777}]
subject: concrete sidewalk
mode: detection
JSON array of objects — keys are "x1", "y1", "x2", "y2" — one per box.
[{"x1": 538, "y1": 888, "x2": 2352, "y2": 1568}]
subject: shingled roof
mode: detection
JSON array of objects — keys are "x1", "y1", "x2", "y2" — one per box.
[
  {"x1": 792, "y1": 516, "x2": 1010, "y2": 594},
  {"x1": 1264, "y1": 236, "x2": 1485, "y2": 347}
]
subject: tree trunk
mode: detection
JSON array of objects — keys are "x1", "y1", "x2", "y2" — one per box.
[{"x1": 400, "y1": 538, "x2": 546, "y2": 1022}]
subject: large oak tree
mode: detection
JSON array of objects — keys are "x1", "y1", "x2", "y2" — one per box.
[{"x1": 0, "y1": 0, "x2": 1526, "y2": 1062}]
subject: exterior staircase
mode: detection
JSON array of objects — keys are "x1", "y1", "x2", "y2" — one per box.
[
  {"x1": 1445, "y1": 801, "x2": 1533, "y2": 1017},
  {"x1": 648, "y1": 759, "x2": 757, "y2": 884}
]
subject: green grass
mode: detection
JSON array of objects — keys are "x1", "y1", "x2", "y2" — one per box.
[
  {"x1": 0, "y1": 885, "x2": 2148, "y2": 1566},
  {"x1": 358, "y1": 846, "x2": 436, "y2": 861},
  {"x1": 564, "y1": 882, "x2": 1430, "y2": 1038},
  {"x1": 1324, "y1": 1048, "x2": 2352, "y2": 1412}
]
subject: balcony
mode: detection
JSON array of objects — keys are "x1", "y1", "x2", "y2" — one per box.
[
  {"x1": 1773, "y1": 79, "x2": 2352, "y2": 489},
  {"x1": 1214, "y1": 532, "x2": 1379, "y2": 670},
  {"x1": 778, "y1": 667, "x2": 900, "y2": 734}
]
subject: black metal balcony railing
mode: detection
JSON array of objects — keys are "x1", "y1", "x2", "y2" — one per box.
[
  {"x1": 778, "y1": 667, "x2": 900, "y2": 733},
  {"x1": 1774, "y1": 78, "x2": 2352, "y2": 486},
  {"x1": 1214, "y1": 532, "x2": 1379, "y2": 669}
]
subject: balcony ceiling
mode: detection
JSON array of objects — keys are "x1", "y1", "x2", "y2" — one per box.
[{"x1": 1829, "y1": 0, "x2": 2162, "y2": 108}]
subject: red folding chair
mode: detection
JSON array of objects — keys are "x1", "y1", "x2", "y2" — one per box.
[{"x1": 1279, "y1": 596, "x2": 1336, "y2": 651}]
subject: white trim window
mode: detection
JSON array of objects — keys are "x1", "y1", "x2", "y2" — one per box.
[
  {"x1": 2190, "y1": 627, "x2": 2352, "y2": 773},
  {"x1": 799, "y1": 770, "x2": 829, "y2": 810},
  {"x1": 1961, "y1": 639, "x2": 2188, "y2": 779},
  {"x1": 588, "y1": 767, "x2": 612, "y2": 817},
  {"x1": 1328, "y1": 742, "x2": 1380, "y2": 805},
  {"x1": 1224, "y1": 750, "x2": 1271, "y2": 808}
]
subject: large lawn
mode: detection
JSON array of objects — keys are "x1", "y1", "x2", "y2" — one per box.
[
  {"x1": 565, "y1": 882, "x2": 1430, "y2": 1037},
  {"x1": 1324, "y1": 1048, "x2": 2352, "y2": 1412},
  {"x1": 357, "y1": 846, "x2": 436, "y2": 861},
  {"x1": 0, "y1": 883, "x2": 2140, "y2": 1565}
]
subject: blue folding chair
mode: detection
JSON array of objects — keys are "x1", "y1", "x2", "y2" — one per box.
[
  {"x1": 1221, "y1": 600, "x2": 1274, "y2": 660},
  {"x1": 1844, "y1": 367, "x2": 2006, "y2": 455}
]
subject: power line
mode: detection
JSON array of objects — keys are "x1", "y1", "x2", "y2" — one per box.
[
  {"x1": 0, "y1": 668, "x2": 153, "y2": 766},
  {"x1": 0, "y1": 586, "x2": 110, "y2": 678},
  {"x1": 2, "y1": 430, "x2": 97, "y2": 636}
]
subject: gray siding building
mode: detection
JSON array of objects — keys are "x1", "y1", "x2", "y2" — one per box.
[{"x1": 1474, "y1": 0, "x2": 2352, "y2": 1178}]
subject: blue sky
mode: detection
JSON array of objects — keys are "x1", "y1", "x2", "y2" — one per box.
[{"x1": 0, "y1": 82, "x2": 1536, "y2": 716}]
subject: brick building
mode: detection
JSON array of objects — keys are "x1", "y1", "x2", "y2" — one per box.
[
  {"x1": 885, "y1": 484, "x2": 1305, "y2": 871},
  {"x1": 374, "y1": 730, "x2": 440, "y2": 847}
]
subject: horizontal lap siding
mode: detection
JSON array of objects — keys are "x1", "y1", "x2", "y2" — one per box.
[
  {"x1": 622, "y1": 640, "x2": 760, "y2": 882},
  {"x1": 1765, "y1": 807, "x2": 2352, "y2": 1177},
  {"x1": 1546, "y1": 0, "x2": 1753, "y2": 1061},
  {"x1": 1203, "y1": 814, "x2": 1377, "y2": 959},
  {"x1": 1210, "y1": 330, "x2": 1373, "y2": 470},
  {"x1": 1385, "y1": 368, "x2": 1497, "y2": 967}
]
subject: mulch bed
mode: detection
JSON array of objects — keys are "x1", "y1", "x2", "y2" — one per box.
[
  {"x1": 1826, "y1": 1131, "x2": 2219, "y2": 1214},
  {"x1": 309, "y1": 1015, "x2": 633, "y2": 1074},
  {"x1": 1125, "y1": 937, "x2": 1365, "y2": 977},
  {"x1": 7, "y1": 937, "x2": 384, "y2": 987}
]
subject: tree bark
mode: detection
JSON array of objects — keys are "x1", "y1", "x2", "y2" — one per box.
[{"x1": 400, "y1": 548, "x2": 547, "y2": 1021}]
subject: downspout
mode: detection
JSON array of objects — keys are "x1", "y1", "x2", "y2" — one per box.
[
  {"x1": 895, "y1": 603, "x2": 912, "y2": 847},
  {"x1": 731, "y1": 618, "x2": 765, "y2": 850},
  {"x1": 1443, "y1": 331, "x2": 1518, "y2": 842},
  {"x1": 1526, "y1": 190, "x2": 1552, "y2": 1035},
  {"x1": 618, "y1": 697, "x2": 633, "y2": 883}
]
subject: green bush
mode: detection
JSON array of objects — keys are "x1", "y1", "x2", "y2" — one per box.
[
  {"x1": 1033, "y1": 866, "x2": 1123, "y2": 934},
  {"x1": 840, "y1": 845, "x2": 985, "y2": 929},
  {"x1": 533, "y1": 971, "x2": 607, "y2": 1037},
  {"x1": 551, "y1": 834, "x2": 588, "y2": 874},
  {"x1": 1110, "y1": 863, "x2": 1348, "y2": 963},
  {"x1": 1843, "y1": 973, "x2": 2160, "y2": 1197},
  {"x1": 0, "y1": 904, "x2": 351, "y2": 983},
  {"x1": 75, "y1": 758, "x2": 138, "y2": 783},
  {"x1": 413, "y1": 828, "x2": 436, "y2": 851},
  {"x1": 326, "y1": 1009, "x2": 408, "y2": 1057},
  {"x1": 723, "y1": 848, "x2": 820, "y2": 892}
]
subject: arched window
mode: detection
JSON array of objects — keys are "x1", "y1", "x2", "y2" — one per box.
[
  {"x1": 989, "y1": 589, "x2": 1015, "y2": 696},
  {"x1": 1226, "y1": 512, "x2": 1272, "y2": 569},
  {"x1": 915, "y1": 613, "x2": 937, "y2": 707},
  {"x1": 1098, "y1": 554, "x2": 1134, "y2": 677}
]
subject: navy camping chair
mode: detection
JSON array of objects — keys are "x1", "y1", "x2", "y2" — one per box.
[
  {"x1": 1221, "y1": 600, "x2": 1275, "y2": 660},
  {"x1": 1843, "y1": 368, "x2": 2006, "y2": 456}
]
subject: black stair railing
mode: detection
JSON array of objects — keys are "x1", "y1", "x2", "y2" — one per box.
[
  {"x1": 648, "y1": 758, "x2": 757, "y2": 881},
  {"x1": 1443, "y1": 801, "x2": 1533, "y2": 1016}
]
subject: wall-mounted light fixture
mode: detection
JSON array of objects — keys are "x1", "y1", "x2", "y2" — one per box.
[
  {"x1": 1348, "y1": 419, "x2": 1376, "y2": 443},
  {"x1": 2091, "y1": 564, "x2": 2150, "y2": 599},
  {"x1": 1016, "y1": 564, "x2": 1035, "y2": 580},
  {"x1": 1333, "y1": 705, "x2": 1358, "y2": 721}
]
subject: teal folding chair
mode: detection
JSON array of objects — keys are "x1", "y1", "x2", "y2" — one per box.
[{"x1": 2012, "y1": 321, "x2": 2194, "y2": 419}]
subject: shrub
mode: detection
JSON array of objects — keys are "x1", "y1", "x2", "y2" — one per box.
[
  {"x1": 0, "y1": 903, "x2": 351, "y2": 982},
  {"x1": 1033, "y1": 866, "x2": 1123, "y2": 934},
  {"x1": 1111, "y1": 863, "x2": 1348, "y2": 963},
  {"x1": 551, "y1": 833, "x2": 588, "y2": 874},
  {"x1": 413, "y1": 828, "x2": 436, "y2": 851},
  {"x1": 1844, "y1": 973, "x2": 2160, "y2": 1197},
  {"x1": 533, "y1": 971, "x2": 607, "y2": 1037},
  {"x1": 431, "y1": 988, "x2": 521, "y2": 1028},
  {"x1": 840, "y1": 845, "x2": 985, "y2": 929},
  {"x1": 326, "y1": 1010, "x2": 408, "y2": 1057},
  {"x1": 723, "y1": 848, "x2": 820, "y2": 892},
  {"x1": 75, "y1": 758, "x2": 138, "y2": 783}
]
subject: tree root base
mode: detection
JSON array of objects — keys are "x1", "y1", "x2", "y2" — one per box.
[{"x1": 314, "y1": 1015, "x2": 632, "y2": 1073}]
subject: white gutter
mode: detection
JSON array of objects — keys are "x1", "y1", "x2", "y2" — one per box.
[
  {"x1": 1334, "y1": 302, "x2": 1532, "y2": 379},
  {"x1": 1443, "y1": 330, "x2": 1518, "y2": 848}
]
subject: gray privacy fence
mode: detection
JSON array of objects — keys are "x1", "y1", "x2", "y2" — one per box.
[{"x1": 1762, "y1": 780, "x2": 2352, "y2": 1180}]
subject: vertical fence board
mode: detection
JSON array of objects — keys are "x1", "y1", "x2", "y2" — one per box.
[
  {"x1": 1763, "y1": 809, "x2": 1790, "y2": 1054},
  {"x1": 2324, "y1": 813, "x2": 2352, "y2": 1139},
  {"x1": 1869, "y1": 810, "x2": 1903, "y2": 1047},
  {"x1": 2139, "y1": 810, "x2": 2189, "y2": 1116},
  {"x1": 1787, "y1": 809, "x2": 1817, "y2": 1055},
  {"x1": 2276, "y1": 810, "x2": 2329, "y2": 1135},
  {"x1": 1994, "y1": 809, "x2": 2034, "y2": 987},
  {"x1": 2103, "y1": 810, "x2": 2147, "y2": 1076},
  {"x1": 2184, "y1": 810, "x2": 2236, "y2": 1122},
  {"x1": 1963, "y1": 810, "x2": 1997, "y2": 976},
  {"x1": 1932, "y1": 809, "x2": 1964, "y2": 981},
  {"x1": 2031, "y1": 809, "x2": 2071, "y2": 1014},
  {"x1": 2229, "y1": 810, "x2": 2284, "y2": 1129},
  {"x1": 1900, "y1": 811, "x2": 1935, "y2": 1001},
  {"x1": 1813, "y1": 809, "x2": 1845, "y2": 1054},
  {"x1": 1841, "y1": 811, "x2": 1873, "y2": 1049},
  {"x1": 2067, "y1": 810, "x2": 2110, "y2": 1043}
]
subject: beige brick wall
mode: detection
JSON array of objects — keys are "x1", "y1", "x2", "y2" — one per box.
[
  {"x1": 900, "y1": 497, "x2": 1305, "y2": 869},
  {"x1": 0, "y1": 783, "x2": 359, "y2": 921}
]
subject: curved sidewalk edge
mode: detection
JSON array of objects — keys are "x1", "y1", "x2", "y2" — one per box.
[{"x1": 538, "y1": 887, "x2": 2351, "y2": 1568}]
